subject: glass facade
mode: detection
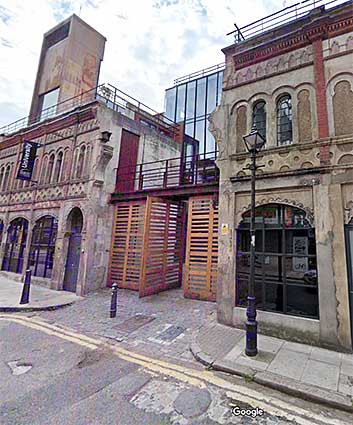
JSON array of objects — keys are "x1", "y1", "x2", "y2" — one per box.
[
  {"x1": 236, "y1": 204, "x2": 318, "y2": 319},
  {"x1": 164, "y1": 69, "x2": 224, "y2": 159}
]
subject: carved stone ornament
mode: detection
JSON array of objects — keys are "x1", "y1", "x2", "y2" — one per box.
[
  {"x1": 236, "y1": 197, "x2": 314, "y2": 226},
  {"x1": 94, "y1": 144, "x2": 114, "y2": 183}
]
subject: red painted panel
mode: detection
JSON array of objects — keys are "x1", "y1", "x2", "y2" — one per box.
[{"x1": 115, "y1": 129, "x2": 139, "y2": 192}]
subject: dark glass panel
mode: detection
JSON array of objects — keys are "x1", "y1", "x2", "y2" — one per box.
[
  {"x1": 287, "y1": 285, "x2": 319, "y2": 318},
  {"x1": 205, "y1": 128, "x2": 216, "y2": 156},
  {"x1": 165, "y1": 87, "x2": 176, "y2": 121},
  {"x1": 217, "y1": 71, "x2": 223, "y2": 105},
  {"x1": 196, "y1": 77, "x2": 206, "y2": 118},
  {"x1": 176, "y1": 84, "x2": 186, "y2": 122},
  {"x1": 277, "y1": 95, "x2": 293, "y2": 145},
  {"x1": 186, "y1": 81, "x2": 196, "y2": 119},
  {"x1": 264, "y1": 282, "x2": 284, "y2": 313},
  {"x1": 252, "y1": 101, "x2": 266, "y2": 141},
  {"x1": 195, "y1": 120, "x2": 205, "y2": 155},
  {"x1": 206, "y1": 74, "x2": 217, "y2": 114},
  {"x1": 185, "y1": 121, "x2": 194, "y2": 138}
]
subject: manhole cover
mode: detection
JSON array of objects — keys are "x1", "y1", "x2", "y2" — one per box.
[{"x1": 113, "y1": 315, "x2": 155, "y2": 334}]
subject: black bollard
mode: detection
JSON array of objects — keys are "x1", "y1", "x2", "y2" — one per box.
[
  {"x1": 20, "y1": 269, "x2": 32, "y2": 304},
  {"x1": 110, "y1": 283, "x2": 118, "y2": 318}
]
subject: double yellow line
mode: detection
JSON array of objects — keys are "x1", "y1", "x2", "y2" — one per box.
[{"x1": 0, "y1": 314, "x2": 347, "y2": 425}]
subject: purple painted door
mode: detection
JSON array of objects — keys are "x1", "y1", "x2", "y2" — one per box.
[{"x1": 63, "y1": 232, "x2": 82, "y2": 292}]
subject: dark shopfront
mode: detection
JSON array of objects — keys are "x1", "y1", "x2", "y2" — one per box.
[{"x1": 236, "y1": 204, "x2": 318, "y2": 319}]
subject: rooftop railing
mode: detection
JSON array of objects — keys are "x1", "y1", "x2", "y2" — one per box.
[
  {"x1": 228, "y1": 0, "x2": 351, "y2": 43},
  {"x1": 0, "y1": 83, "x2": 177, "y2": 137},
  {"x1": 174, "y1": 63, "x2": 225, "y2": 85},
  {"x1": 115, "y1": 151, "x2": 219, "y2": 193}
]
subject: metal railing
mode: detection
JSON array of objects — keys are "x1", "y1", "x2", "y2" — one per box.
[
  {"x1": 115, "y1": 151, "x2": 219, "y2": 193},
  {"x1": 228, "y1": 0, "x2": 351, "y2": 42},
  {"x1": 174, "y1": 63, "x2": 225, "y2": 85},
  {"x1": 0, "y1": 83, "x2": 178, "y2": 137}
]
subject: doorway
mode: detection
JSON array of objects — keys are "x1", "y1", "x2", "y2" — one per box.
[{"x1": 63, "y1": 208, "x2": 83, "y2": 292}]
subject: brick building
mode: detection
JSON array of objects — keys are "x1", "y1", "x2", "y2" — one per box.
[
  {"x1": 211, "y1": 0, "x2": 353, "y2": 350},
  {"x1": 0, "y1": 15, "x2": 181, "y2": 295}
]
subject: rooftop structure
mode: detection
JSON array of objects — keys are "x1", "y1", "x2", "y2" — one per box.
[{"x1": 228, "y1": 0, "x2": 350, "y2": 43}]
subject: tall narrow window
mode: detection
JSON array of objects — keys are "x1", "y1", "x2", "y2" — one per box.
[
  {"x1": 0, "y1": 166, "x2": 5, "y2": 191},
  {"x1": 76, "y1": 145, "x2": 86, "y2": 179},
  {"x1": 252, "y1": 101, "x2": 266, "y2": 141},
  {"x1": 53, "y1": 151, "x2": 63, "y2": 183},
  {"x1": 3, "y1": 165, "x2": 11, "y2": 191},
  {"x1": 46, "y1": 154, "x2": 55, "y2": 183},
  {"x1": 40, "y1": 156, "x2": 48, "y2": 184},
  {"x1": 277, "y1": 95, "x2": 293, "y2": 145}
]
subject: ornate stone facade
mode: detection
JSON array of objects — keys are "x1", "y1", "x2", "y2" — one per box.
[{"x1": 211, "y1": 3, "x2": 353, "y2": 351}]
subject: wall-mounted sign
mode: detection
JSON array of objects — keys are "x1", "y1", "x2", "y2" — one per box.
[
  {"x1": 243, "y1": 206, "x2": 278, "y2": 224},
  {"x1": 293, "y1": 236, "x2": 308, "y2": 272},
  {"x1": 16, "y1": 141, "x2": 39, "y2": 181},
  {"x1": 221, "y1": 223, "x2": 229, "y2": 235}
]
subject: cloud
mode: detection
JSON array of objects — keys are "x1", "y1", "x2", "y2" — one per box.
[{"x1": 0, "y1": 0, "x2": 347, "y2": 128}]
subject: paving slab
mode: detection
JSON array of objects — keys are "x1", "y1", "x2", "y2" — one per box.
[
  {"x1": 301, "y1": 359, "x2": 340, "y2": 391},
  {"x1": 267, "y1": 349, "x2": 309, "y2": 380},
  {"x1": 0, "y1": 277, "x2": 82, "y2": 311},
  {"x1": 191, "y1": 322, "x2": 353, "y2": 413}
]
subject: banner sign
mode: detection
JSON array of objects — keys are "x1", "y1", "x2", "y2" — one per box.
[{"x1": 16, "y1": 141, "x2": 38, "y2": 181}]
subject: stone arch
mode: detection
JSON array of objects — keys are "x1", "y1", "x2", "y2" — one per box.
[
  {"x1": 338, "y1": 154, "x2": 353, "y2": 165},
  {"x1": 235, "y1": 197, "x2": 314, "y2": 227},
  {"x1": 65, "y1": 206, "x2": 85, "y2": 233}
]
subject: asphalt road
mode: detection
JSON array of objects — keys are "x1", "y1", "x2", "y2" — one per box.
[{"x1": 0, "y1": 314, "x2": 352, "y2": 425}]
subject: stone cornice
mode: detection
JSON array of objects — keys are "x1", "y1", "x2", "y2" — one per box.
[{"x1": 229, "y1": 9, "x2": 353, "y2": 72}]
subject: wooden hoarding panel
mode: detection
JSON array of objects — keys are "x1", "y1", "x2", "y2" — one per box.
[
  {"x1": 108, "y1": 201, "x2": 146, "y2": 290},
  {"x1": 184, "y1": 196, "x2": 218, "y2": 301},
  {"x1": 139, "y1": 196, "x2": 184, "y2": 297}
]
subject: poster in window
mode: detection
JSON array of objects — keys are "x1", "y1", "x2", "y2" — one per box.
[{"x1": 293, "y1": 236, "x2": 308, "y2": 272}]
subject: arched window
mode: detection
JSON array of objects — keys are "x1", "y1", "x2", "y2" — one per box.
[
  {"x1": 72, "y1": 148, "x2": 79, "y2": 179},
  {"x1": 61, "y1": 149, "x2": 69, "y2": 182},
  {"x1": 252, "y1": 101, "x2": 266, "y2": 141},
  {"x1": 3, "y1": 165, "x2": 11, "y2": 191},
  {"x1": 76, "y1": 145, "x2": 86, "y2": 179},
  {"x1": 1, "y1": 217, "x2": 29, "y2": 273},
  {"x1": 236, "y1": 204, "x2": 318, "y2": 319},
  {"x1": 83, "y1": 145, "x2": 91, "y2": 178},
  {"x1": 0, "y1": 167, "x2": 4, "y2": 191},
  {"x1": 46, "y1": 153, "x2": 55, "y2": 183},
  {"x1": 28, "y1": 215, "x2": 58, "y2": 278},
  {"x1": 277, "y1": 95, "x2": 293, "y2": 145},
  {"x1": 53, "y1": 151, "x2": 63, "y2": 183},
  {"x1": 40, "y1": 156, "x2": 48, "y2": 184}
]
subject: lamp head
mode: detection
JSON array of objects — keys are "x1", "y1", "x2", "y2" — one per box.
[
  {"x1": 243, "y1": 125, "x2": 265, "y2": 153},
  {"x1": 100, "y1": 131, "x2": 112, "y2": 143}
]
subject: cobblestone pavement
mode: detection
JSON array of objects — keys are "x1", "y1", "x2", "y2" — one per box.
[{"x1": 36, "y1": 288, "x2": 216, "y2": 365}]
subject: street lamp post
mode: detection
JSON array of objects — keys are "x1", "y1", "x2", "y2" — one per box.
[{"x1": 242, "y1": 125, "x2": 265, "y2": 357}]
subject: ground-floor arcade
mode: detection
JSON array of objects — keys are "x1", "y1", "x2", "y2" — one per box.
[{"x1": 0, "y1": 198, "x2": 113, "y2": 296}]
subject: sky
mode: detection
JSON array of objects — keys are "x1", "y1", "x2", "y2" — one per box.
[{"x1": 0, "y1": 0, "x2": 318, "y2": 128}]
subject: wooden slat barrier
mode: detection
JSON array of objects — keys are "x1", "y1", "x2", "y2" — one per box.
[
  {"x1": 108, "y1": 201, "x2": 146, "y2": 290},
  {"x1": 184, "y1": 196, "x2": 218, "y2": 301},
  {"x1": 139, "y1": 197, "x2": 184, "y2": 297},
  {"x1": 108, "y1": 197, "x2": 184, "y2": 296}
]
